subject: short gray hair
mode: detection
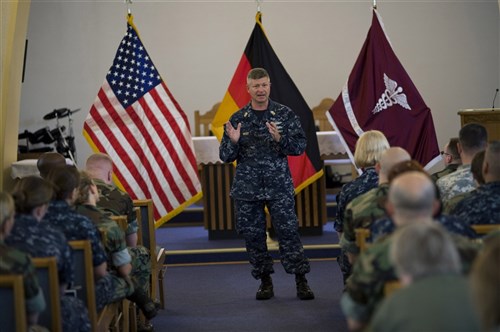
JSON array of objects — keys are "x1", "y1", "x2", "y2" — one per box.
[{"x1": 390, "y1": 223, "x2": 461, "y2": 281}]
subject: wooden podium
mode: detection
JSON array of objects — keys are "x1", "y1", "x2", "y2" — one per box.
[{"x1": 458, "y1": 109, "x2": 500, "y2": 141}]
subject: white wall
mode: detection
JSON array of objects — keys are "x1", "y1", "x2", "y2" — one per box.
[{"x1": 19, "y1": 0, "x2": 499, "y2": 172}]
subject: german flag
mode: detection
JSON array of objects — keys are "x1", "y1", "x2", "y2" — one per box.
[{"x1": 212, "y1": 12, "x2": 323, "y2": 192}]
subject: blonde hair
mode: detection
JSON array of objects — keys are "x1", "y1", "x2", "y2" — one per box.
[
  {"x1": 0, "y1": 192, "x2": 15, "y2": 228},
  {"x1": 354, "y1": 130, "x2": 390, "y2": 168}
]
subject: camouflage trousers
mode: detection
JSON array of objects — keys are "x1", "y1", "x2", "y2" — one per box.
[
  {"x1": 235, "y1": 196, "x2": 311, "y2": 280},
  {"x1": 61, "y1": 295, "x2": 91, "y2": 332},
  {"x1": 129, "y1": 245, "x2": 151, "y2": 294},
  {"x1": 95, "y1": 273, "x2": 135, "y2": 310}
]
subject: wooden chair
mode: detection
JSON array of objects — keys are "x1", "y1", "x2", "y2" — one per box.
[
  {"x1": 110, "y1": 215, "x2": 129, "y2": 233},
  {"x1": 311, "y1": 97, "x2": 335, "y2": 131},
  {"x1": 32, "y1": 257, "x2": 62, "y2": 332},
  {"x1": 0, "y1": 274, "x2": 27, "y2": 332},
  {"x1": 133, "y1": 199, "x2": 166, "y2": 309},
  {"x1": 384, "y1": 280, "x2": 403, "y2": 297},
  {"x1": 68, "y1": 240, "x2": 129, "y2": 332},
  {"x1": 194, "y1": 102, "x2": 220, "y2": 136},
  {"x1": 355, "y1": 228, "x2": 372, "y2": 253},
  {"x1": 471, "y1": 224, "x2": 500, "y2": 236}
]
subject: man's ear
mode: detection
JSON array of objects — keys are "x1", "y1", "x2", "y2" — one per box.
[
  {"x1": 432, "y1": 199, "x2": 441, "y2": 217},
  {"x1": 375, "y1": 162, "x2": 381, "y2": 174},
  {"x1": 385, "y1": 200, "x2": 395, "y2": 217},
  {"x1": 482, "y1": 160, "x2": 489, "y2": 178}
]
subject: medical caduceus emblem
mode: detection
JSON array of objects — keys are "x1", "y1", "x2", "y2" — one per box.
[{"x1": 372, "y1": 73, "x2": 411, "y2": 114}]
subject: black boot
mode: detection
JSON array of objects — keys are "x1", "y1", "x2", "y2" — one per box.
[
  {"x1": 295, "y1": 274, "x2": 315, "y2": 300},
  {"x1": 127, "y1": 287, "x2": 158, "y2": 320},
  {"x1": 256, "y1": 275, "x2": 274, "y2": 300}
]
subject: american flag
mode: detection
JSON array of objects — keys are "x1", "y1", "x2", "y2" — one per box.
[{"x1": 83, "y1": 15, "x2": 202, "y2": 227}]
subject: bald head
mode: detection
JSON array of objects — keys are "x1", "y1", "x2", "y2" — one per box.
[
  {"x1": 484, "y1": 141, "x2": 500, "y2": 183},
  {"x1": 378, "y1": 147, "x2": 411, "y2": 183},
  {"x1": 85, "y1": 153, "x2": 113, "y2": 184},
  {"x1": 37, "y1": 152, "x2": 66, "y2": 179},
  {"x1": 388, "y1": 171, "x2": 437, "y2": 226}
]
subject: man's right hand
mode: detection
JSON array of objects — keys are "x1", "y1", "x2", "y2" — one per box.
[{"x1": 225, "y1": 121, "x2": 241, "y2": 144}]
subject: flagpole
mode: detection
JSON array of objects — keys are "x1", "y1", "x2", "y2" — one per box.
[
  {"x1": 372, "y1": 0, "x2": 377, "y2": 9},
  {"x1": 256, "y1": 0, "x2": 262, "y2": 13},
  {"x1": 125, "y1": 0, "x2": 132, "y2": 16}
]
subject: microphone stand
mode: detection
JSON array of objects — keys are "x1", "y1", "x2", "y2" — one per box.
[{"x1": 493, "y1": 88, "x2": 499, "y2": 111}]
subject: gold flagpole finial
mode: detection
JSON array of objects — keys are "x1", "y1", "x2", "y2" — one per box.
[
  {"x1": 372, "y1": 0, "x2": 377, "y2": 9},
  {"x1": 125, "y1": 0, "x2": 133, "y2": 16}
]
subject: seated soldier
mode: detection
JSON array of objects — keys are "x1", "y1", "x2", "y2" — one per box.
[
  {"x1": 85, "y1": 153, "x2": 139, "y2": 247},
  {"x1": 431, "y1": 137, "x2": 461, "y2": 182},
  {"x1": 470, "y1": 236, "x2": 500, "y2": 331},
  {"x1": 369, "y1": 223, "x2": 480, "y2": 331},
  {"x1": 341, "y1": 147, "x2": 410, "y2": 265},
  {"x1": 437, "y1": 123, "x2": 487, "y2": 203},
  {"x1": 36, "y1": 152, "x2": 66, "y2": 179},
  {"x1": 334, "y1": 130, "x2": 390, "y2": 284},
  {"x1": 370, "y1": 161, "x2": 476, "y2": 241},
  {"x1": 341, "y1": 172, "x2": 479, "y2": 332},
  {"x1": 443, "y1": 150, "x2": 485, "y2": 214},
  {"x1": 75, "y1": 171, "x2": 158, "y2": 326},
  {"x1": 7, "y1": 176, "x2": 91, "y2": 332},
  {"x1": 0, "y1": 192, "x2": 46, "y2": 329},
  {"x1": 450, "y1": 141, "x2": 500, "y2": 226}
]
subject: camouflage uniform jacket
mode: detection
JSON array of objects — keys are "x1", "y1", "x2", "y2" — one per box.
[
  {"x1": 341, "y1": 226, "x2": 480, "y2": 323},
  {"x1": 219, "y1": 99, "x2": 306, "y2": 201},
  {"x1": 430, "y1": 163, "x2": 460, "y2": 182},
  {"x1": 370, "y1": 214, "x2": 478, "y2": 242},
  {"x1": 6, "y1": 213, "x2": 74, "y2": 286},
  {"x1": 75, "y1": 204, "x2": 131, "y2": 269},
  {"x1": 341, "y1": 183, "x2": 389, "y2": 254},
  {"x1": 334, "y1": 167, "x2": 379, "y2": 232},
  {"x1": 450, "y1": 181, "x2": 500, "y2": 225},
  {"x1": 443, "y1": 190, "x2": 472, "y2": 214},
  {"x1": 92, "y1": 178, "x2": 139, "y2": 236},
  {"x1": 0, "y1": 240, "x2": 46, "y2": 313},
  {"x1": 43, "y1": 200, "x2": 107, "y2": 267},
  {"x1": 436, "y1": 164, "x2": 474, "y2": 203}
]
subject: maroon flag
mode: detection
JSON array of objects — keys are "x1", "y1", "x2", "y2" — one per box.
[{"x1": 328, "y1": 9, "x2": 440, "y2": 170}]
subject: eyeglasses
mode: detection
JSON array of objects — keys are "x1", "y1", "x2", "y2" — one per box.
[{"x1": 440, "y1": 151, "x2": 452, "y2": 157}]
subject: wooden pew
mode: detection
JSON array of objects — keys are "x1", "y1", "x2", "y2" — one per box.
[
  {"x1": 471, "y1": 224, "x2": 500, "y2": 236},
  {"x1": 32, "y1": 257, "x2": 62, "y2": 332},
  {"x1": 0, "y1": 274, "x2": 27, "y2": 332},
  {"x1": 355, "y1": 228, "x2": 372, "y2": 253},
  {"x1": 69, "y1": 240, "x2": 129, "y2": 332},
  {"x1": 133, "y1": 199, "x2": 166, "y2": 309}
]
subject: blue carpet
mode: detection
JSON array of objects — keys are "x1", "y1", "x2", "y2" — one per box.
[
  {"x1": 154, "y1": 259, "x2": 348, "y2": 332},
  {"x1": 157, "y1": 222, "x2": 340, "y2": 265}
]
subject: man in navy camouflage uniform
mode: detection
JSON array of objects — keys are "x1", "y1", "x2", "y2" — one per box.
[
  {"x1": 450, "y1": 141, "x2": 500, "y2": 226},
  {"x1": 85, "y1": 153, "x2": 139, "y2": 248},
  {"x1": 219, "y1": 68, "x2": 313, "y2": 300},
  {"x1": 7, "y1": 176, "x2": 91, "y2": 332}
]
